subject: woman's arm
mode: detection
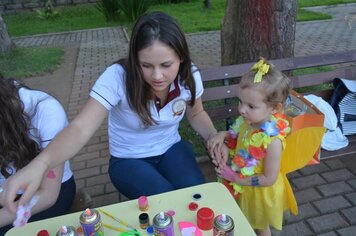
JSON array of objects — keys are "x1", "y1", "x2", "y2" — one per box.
[
  {"x1": 0, "y1": 163, "x2": 64, "y2": 227},
  {"x1": 1, "y1": 98, "x2": 108, "y2": 213},
  {"x1": 186, "y1": 97, "x2": 229, "y2": 161},
  {"x1": 185, "y1": 97, "x2": 217, "y2": 142}
]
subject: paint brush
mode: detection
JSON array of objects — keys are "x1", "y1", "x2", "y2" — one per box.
[
  {"x1": 99, "y1": 209, "x2": 137, "y2": 231},
  {"x1": 103, "y1": 224, "x2": 140, "y2": 235}
]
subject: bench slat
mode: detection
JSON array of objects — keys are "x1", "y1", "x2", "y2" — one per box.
[
  {"x1": 202, "y1": 85, "x2": 239, "y2": 101},
  {"x1": 200, "y1": 50, "x2": 356, "y2": 82},
  {"x1": 205, "y1": 105, "x2": 239, "y2": 121},
  {"x1": 321, "y1": 137, "x2": 356, "y2": 159},
  {"x1": 290, "y1": 67, "x2": 356, "y2": 88}
]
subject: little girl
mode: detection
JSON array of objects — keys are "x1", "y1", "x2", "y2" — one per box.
[
  {"x1": 209, "y1": 58, "x2": 293, "y2": 236},
  {"x1": 0, "y1": 76, "x2": 75, "y2": 234}
]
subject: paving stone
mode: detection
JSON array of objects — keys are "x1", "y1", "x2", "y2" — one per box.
[
  {"x1": 299, "y1": 162, "x2": 330, "y2": 175},
  {"x1": 337, "y1": 225, "x2": 356, "y2": 236},
  {"x1": 92, "y1": 192, "x2": 119, "y2": 208},
  {"x1": 345, "y1": 192, "x2": 356, "y2": 205},
  {"x1": 341, "y1": 207, "x2": 356, "y2": 224},
  {"x1": 324, "y1": 158, "x2": 346, "y2": 169},
  {"x1": 294, "y1": 188, "x2": 323, "y2": 204},
  {"x1": 307, "y1": 212, "x2": 349, "y2": 234},
  {"x1": 321, "y1": 169, "x2": 354, "y2": 183},
  {"x1": 313, "y1": 196, "x2": 352, "y2": 214},
  {"x1": 340, "y1": 155, "x2": 356, "y2": 175},
  {"x1": 280, "y1": 221, "x2": 313, "y2": 236},
  {"x1": 285, "y1": 203, "x2": 319, "y2": 223},
  {"x1": 287, "y1": 171, "x2": 301, "y2": 179},
  {"x1": 348, "y1": 179, "x2": 356, "y2": 189},
  {"x1": 317, "y1": 181, "x2": 354, "y2": 197},
  {"x1": 292, "y1": 174, "x2": 327, "y2": 189},
  {"x1": 317, "y1": 232, "x2": 338, "y2": 236}
]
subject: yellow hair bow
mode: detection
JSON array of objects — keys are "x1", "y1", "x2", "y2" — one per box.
[{"x1": 251, "y1": 59, "x2": 270, "y2": 83}]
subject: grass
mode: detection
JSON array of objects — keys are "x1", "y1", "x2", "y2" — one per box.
[
  {"x1": 0, "y1": 47, "x2": 63, "y2": 79},
  {"x1": 5, "y1": 0, "x2": 356, "y2": 37},
  {"x1": 149, "y1": 0, "x2": 225, "y2": 33},
  {"x1": 299, "y1": 0, "x2": 356, "y2": 7},
  {"x1": 4, "y1": 4, "x2": 122, "y2": 37}
]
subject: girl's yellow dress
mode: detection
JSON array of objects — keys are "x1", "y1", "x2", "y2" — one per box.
[{"x1": 222, "y1": 113, "x2": 325, "y2": 230}]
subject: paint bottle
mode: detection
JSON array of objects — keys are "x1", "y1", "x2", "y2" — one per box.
[
  {"x1": 56, "y1": 225, "x2": 78, "y2": 236},
  {"x1": 79, "y1": 208, "x2": 104, "y2": 236},
  {"x1": 213, "y1": 214, "x2": 234, "y2": 236},
  {"x1": 37, "y1": 229, "x2": 50, "y2": 236},
  {"x1": 152, "y1": 211, "x2": 174, "y2": 236},
  {"x1": 139, "y1": 213, "x2": 150, "y2": 229},
  {"x1": 196, "y1": 207, "x2": 214, "y2": 230},
  {"x1": 138, "y1": 196, "x2": 149, "y2": 211}
]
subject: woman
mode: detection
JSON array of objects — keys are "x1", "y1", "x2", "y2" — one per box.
[{"x1": 1, "y1": 12, "x2": 218, "y2": 213}]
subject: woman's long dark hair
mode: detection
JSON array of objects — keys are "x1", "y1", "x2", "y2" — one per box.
[
  {"x1": 122, "y1": 12, "x2": 196, "y2": 127},
  {"x1": 0, "y1": 75, "x2": 40, "y2": 172}
]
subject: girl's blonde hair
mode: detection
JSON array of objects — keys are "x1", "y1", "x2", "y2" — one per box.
[{"x1": 239, "y1": 58, "x2": 291, "y2": 109}]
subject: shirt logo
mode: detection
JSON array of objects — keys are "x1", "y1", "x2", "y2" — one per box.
[{"x1": 172, "y1": 99, "x2": 186, "y2": 117}]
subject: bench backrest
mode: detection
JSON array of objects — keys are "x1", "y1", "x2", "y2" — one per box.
[{"x1": 200, "y1": 50, "x2": 356, "y2": 123}]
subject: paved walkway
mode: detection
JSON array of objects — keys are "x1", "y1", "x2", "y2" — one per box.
[{"x1": 13, "y1": 4, "x2": 356, "y2": 236}]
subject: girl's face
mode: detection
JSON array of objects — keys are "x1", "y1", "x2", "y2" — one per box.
[
  {"x1": 237, "y1": 86, "x2": 276, "y2": 127},
  {"x1": 138, "y1": 40, "x2": 181, "y2": 97}
]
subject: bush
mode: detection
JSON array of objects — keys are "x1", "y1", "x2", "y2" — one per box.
[
  {"x1": 118, "y1": 0, "x2": 151, "y2": 22},
  {"x1": 95, "y1": 0, "x2": 121, "y2": 22},
  {"x1": 35, "y1": 0, "x2": 59, "y2": 20},
  {"x1": 157, "y1": 0, "x2": 191, "y2": 3}
]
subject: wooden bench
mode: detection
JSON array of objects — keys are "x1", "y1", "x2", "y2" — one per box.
[{"x1": 199, "y1": 50, "x2": 356, "y2": 160}]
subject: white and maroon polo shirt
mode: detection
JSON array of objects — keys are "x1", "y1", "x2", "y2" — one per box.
[{"x1": 90, "y1": 64, "x2": 203, "y2": 158}]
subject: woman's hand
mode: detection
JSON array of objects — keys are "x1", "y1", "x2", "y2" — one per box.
[
  {"x1": 211, "y1": 145, "x2": 229, "y2": 171},
  {"x1": 0, "y1": 158, "x2": 48, "y2": 214},
  {"x1": 206, "y1": 131, "x2": 227, "y2": 156}
]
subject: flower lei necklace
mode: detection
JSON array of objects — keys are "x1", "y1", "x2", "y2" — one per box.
[{"x1": 224, "y1": 113, "x2": 291, "y2": 196}]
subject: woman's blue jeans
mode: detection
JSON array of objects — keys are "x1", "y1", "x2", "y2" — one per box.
[{"x1": 108, "y1": 140, "x2": 205, "y2": 199}]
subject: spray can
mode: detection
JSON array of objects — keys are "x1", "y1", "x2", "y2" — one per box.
[
  {"x1": 79, "y1": 208, "x2": 104, "y2": 236},
  {"x1": 56, "y1": 225, "x2": 77, "y2": 236},
  {"x1": 213, "y1": 214, "x2": 234, "y2": 236},
  {"x1": 152, "y1": 212, "x2": 174, "y2": 236}
]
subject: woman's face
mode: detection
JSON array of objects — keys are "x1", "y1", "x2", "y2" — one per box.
[{"x1": 138, "y1": 40, "x2": 181, "y2": 96}]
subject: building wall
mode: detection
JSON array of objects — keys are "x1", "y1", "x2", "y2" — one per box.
[{"x1": 0, "y1": 0, "x2": 98, "y2": 14}]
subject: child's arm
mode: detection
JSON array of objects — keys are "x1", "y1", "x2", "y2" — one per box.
[
  {"x1": 218, "y1": 138, "x2": 283, "y2": 187},
  {"x1": 0, "y1": 164, "x2": 64, "y2": 227}
]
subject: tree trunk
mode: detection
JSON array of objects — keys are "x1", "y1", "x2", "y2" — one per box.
[
  {"x1": 0, "y1": 13, "x2": 15, "y2": 55},
  {"x1": 221, "y1": 0, "x2": 298, "y2": 65}
]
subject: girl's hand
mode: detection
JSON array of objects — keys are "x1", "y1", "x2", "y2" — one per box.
[
  {"x1": 218, "y1": 165, "x2": 237, "y2": 182},
  {"x1": 0, "y1": 158, "x2": 47, "y2": 214}
]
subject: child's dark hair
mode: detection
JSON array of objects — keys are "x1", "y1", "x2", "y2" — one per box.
[
  {"x1": 0, "y1": 75, "x2": 40, "y2": 171},
  {"x1": 239, "y1": 58, "x2": 291, "y2": 109}
]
